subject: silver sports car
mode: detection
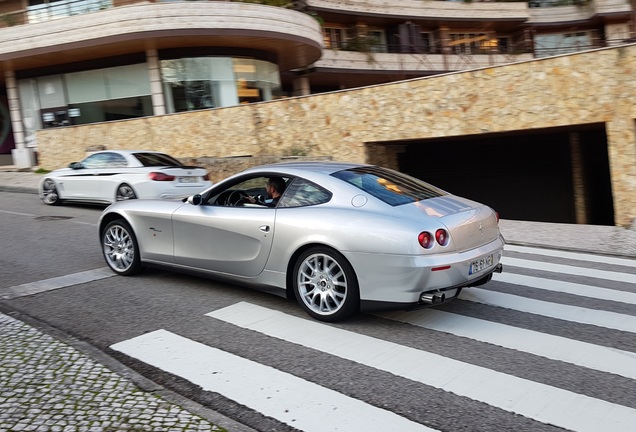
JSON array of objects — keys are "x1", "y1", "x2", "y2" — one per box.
[{"x1": 98, "y1": 161, "x2": 504, "y2": 321}]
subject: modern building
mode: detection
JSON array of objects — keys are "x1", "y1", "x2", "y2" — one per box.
[{"x1": 1, "y1": 0, "x2": 634, "y2": 166}]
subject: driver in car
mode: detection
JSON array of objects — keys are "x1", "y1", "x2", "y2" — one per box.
[{"x1": 245, "y1": 176, "x2": 285, "y2": 207}]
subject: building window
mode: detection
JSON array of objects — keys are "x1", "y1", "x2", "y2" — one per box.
[
  {"x1": 160, "y1": 57, "x2": 281, "y2": 113},
  {"x1": 368, "y1": 30, "x2": 387, "y2": 53},
  {"x1": 534, "y1": 32, "x2": 593, "y2": 57},
  {"x1": 27, "y1": 0, "x2": 112, "y2": 23},
  {"x1": 323, "y1": 27, "x2": 346, "y2": 50},
  {"x1": 449, "y1": 33, "x2": 490, "y2": 55}
]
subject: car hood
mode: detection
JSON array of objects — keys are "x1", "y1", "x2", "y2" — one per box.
[{"x1": 403, "y1": 195, "x2": 501, "y2": 252}]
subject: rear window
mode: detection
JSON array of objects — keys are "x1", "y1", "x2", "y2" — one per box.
[
  {"x1": 331, "y1": 166, "x2": 446, "y2": 206},
  {"x1": 133, "y1": 152, "x2": 183, "y2": 167}
]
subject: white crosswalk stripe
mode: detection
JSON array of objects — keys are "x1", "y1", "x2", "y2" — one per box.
[
  {"x1": 460, "y1": 288, "x2": 636, "y2": 333},
  {"x1": 111, "y1": 329, "x2": 436, "y2": 432},
  {"x1": 379, "y1": 308, "x2": 636, "y2": 379},
  {"x1": 502, "y1": 256, "x2": 636, "y2": 283},
  {"x1": 206, "y1": 303, "x2": 636, "y2": 432},
  {"x1": 111, "y1": 245, "x2": 636, "y2": 432},
  {"x1": 493, "y1": 272, "x2": 636, "y2": 304}
]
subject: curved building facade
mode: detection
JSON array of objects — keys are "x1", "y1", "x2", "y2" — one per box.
[{"x1": 0, "y1": 0, "x2": 634, "y2": 168}]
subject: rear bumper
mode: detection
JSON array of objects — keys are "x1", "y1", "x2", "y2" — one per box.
[{"x1": 344, "y1": 235, "x2": 505, "y2": 305}]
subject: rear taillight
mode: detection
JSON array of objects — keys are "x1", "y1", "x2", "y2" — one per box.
[
  {"x1": 203, "y1": 173, "x2": 210, "y2": 181},
  {"x1": 495, "y1": 211, "x2": 500, "y2": 223},
  {"x1": 435, "y1": 229, "x2": 449, "y2": 246},
  {"x1": 419, "y1": 229, "x2": 450, "y2": 249},
  {"x1": 148, "y1": 172, "x2": 175, "y2": 181},
  {"x1": 418, "y1": 232, "x2": 433, "y2": 249}
]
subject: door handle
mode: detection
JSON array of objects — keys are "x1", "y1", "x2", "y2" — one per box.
[{"x1": 259, "y1": 225, "x2": 270, "y2": 233}]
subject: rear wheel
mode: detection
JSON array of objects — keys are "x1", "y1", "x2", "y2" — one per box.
[
  {"x1": 101, "y1": 219, "x2": 141, "y2": 276},
  {"x1": 41, "y1": 178, "x2": 61, "y2": 205},
  {"x1": 116, "y1": 184, "x2": 137, "y2": 201},
  {"x1": 293, "y1": 247, "x2": 359, "y2": 322}
]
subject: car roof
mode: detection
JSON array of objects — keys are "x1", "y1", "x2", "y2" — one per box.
[
  {"x1": 242, "y1": 160, "x2": 370, "y2": 176},
  {"x1": 91, "y1": 150, "x2": 165, "y2": 155}
]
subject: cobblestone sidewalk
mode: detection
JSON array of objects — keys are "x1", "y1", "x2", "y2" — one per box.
[{"x1": 0, "y1": 312, "x2": 227, "y2": 432}]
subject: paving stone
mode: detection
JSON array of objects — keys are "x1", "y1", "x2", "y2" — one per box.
[{"x1": 0, "y1": 313, "x2": 227, "y2": 432}]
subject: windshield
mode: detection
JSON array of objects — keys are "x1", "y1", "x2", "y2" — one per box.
[
  {"x1": 332, "y1": 166, "x2": 446, "y2": 206},
  {"x1": 133, "y1": 152, "x2": 183, "y2": 167}
]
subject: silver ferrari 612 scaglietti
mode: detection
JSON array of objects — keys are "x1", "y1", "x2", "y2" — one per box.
[{"x1": 98, "y1": 161, "x2": 504, "y2": 321}]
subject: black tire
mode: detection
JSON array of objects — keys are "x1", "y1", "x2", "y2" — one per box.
[
  {"x1": 41, "y1": 178, "x2": 61, "y2": 205},
  {"x1": 116, "y1": 183, "x2": 137, "y2": 201},
  {"x1": 292, "y1": 247, "x2": 359, "y2": 322},
  {"x1": 101, "y1": 219, "x2": 141, "y2": 276}
]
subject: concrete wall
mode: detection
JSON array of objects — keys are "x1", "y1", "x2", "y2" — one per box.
[{"x1": 37, "y1": 44, "x2": 636, "y2": 227}]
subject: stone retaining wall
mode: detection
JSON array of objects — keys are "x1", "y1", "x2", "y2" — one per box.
[{"x1": 37, "y1": 44, "x2": 636, "y2": 227}]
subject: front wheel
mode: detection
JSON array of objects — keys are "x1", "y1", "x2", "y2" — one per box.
[
  {"x1": 101, "y1": 219, "x2": 141, "y2": 276},
  {"x1": 41, "y1": 178, "x2": 61, "y2": 205},
  {"x1": 292, "y1": 247, "x2": 359, "y2": 322}
]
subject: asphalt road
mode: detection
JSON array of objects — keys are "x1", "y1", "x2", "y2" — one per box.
[{"x1": 1, "y1": 190, "x2": 636, "y2": 432}]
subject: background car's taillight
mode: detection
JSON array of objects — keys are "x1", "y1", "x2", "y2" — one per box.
[
  {"x1": 418, "y1": 232, "x2": 433, "y2": 249},
  {"x1": 148, "y1": 172, "x2": 175, "y2": 181},
  {"x1": 203, "y1": 173, "x2": 210, "y2": 181},
  {"x1": 435, "y1": 229, "x2": 449, "y2": 246},
  {"x1": 495, "y1": 211, "x2": 500, "y2": 223}
]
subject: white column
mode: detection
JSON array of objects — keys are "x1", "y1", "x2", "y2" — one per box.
[
  {"x1": 292, "y1": 76, "x2": 311, "y2": 96},
  {"x1": 146, "y1": 48, "x2": 166, "y2": 116},
  {"x1": 5, "y1": 69, "x2": 35, "y2": 168}
]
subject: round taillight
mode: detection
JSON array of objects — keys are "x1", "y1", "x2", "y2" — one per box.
[
  {"x1": 418, "y1": 232, "x2": 433, "y2": 249},
  {"x1": 149, "y1": 172, "x2": 175, "y2": 181},
  {"x1": 435, "y1": 229, "x2": 449, "y2": 246},
  {"x1": 495, "y1": 211, "x2": 500, "y2": 223}
]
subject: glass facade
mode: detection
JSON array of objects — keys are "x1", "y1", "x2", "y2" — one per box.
[
  {"x1": 16, "y1": 56, "x2": 281, "y2": 147},
  {"x1": 160, "y1": 57, "x2": 281, "y2": 113},
  {"x1": 18, "y1": 63, "x2": 153, "y2": 146}
]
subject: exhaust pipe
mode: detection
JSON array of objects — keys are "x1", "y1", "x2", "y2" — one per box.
[
  {"x1": 420, "y1": 293, "x2": 436, "y2": 304},
  {"x1": 420, "y1": 292, "x2": 446, "y2": 304},
  {"x1": 494, "y1": 263, "x2": 503, "y2": 273}
]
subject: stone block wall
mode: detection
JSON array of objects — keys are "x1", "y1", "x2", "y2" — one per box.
[{"x1": 37, "y1": 44, "x2": 636, "y2": 227}]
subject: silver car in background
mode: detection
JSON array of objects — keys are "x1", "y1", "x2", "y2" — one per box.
[
  {"x1": 40, "y1": 150, "x2": 211, "y2": 205},
  {"x1": 98, "y1": 161, "x2": 504, "y2": 322}
]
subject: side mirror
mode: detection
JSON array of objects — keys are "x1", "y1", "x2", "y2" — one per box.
[
  {"x1": 187, "y1": 194, "x2": 202, "y2": 205},
  {"x1": 68, "y1": 162, "x2": 82, "y2": 169}
]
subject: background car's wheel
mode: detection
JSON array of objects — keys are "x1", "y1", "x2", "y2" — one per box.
[
  {"x1": 116, "y1": 184, "x2": 137, "y2": 201},
  {"x1": 101, "y1": 219, "x2": 141, "y2": 276},
  {"x1": 41, "y1": 178, "x2": 61, "y2": 205},
  {"x1": 292, "y1": 247, "x2": 359, "y2": 322}
]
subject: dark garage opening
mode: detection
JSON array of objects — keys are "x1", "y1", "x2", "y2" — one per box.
[{"x1": 394, "y1": 124, "x2": 615, "y2": 225}]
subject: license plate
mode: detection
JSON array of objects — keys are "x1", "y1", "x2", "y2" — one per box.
[
  {"x1": 178, "y1": 177, "x2": 198, "y2": 183},
  {"x1": 469, "y1": 254, "x2": 494, "y2": 275}
]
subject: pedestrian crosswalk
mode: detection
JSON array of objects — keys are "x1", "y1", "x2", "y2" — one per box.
[{"x1": 110, "y1": 245, "x2": 636, "y2": 432}]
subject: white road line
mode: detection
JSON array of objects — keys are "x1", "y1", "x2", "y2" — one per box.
[
  {"x1": 493, "y1": 272, "x2": 636, "y2": 305},
  {"x1": 505, "y1": 245, "x2": 636, "y2": 268},
  {"x1": 0, "y1": 209, "x2": 36, "y2": 217},
  {"x1": 111, "y1": 329, "x2": 436, "y2": 432},
  {"x1": 461, "y1": 288, "x2": 636, "y2": 333},
  {"x1": 502, "y1": 256, "x2": 636, "y2": 284},
  {"x1": 379, "y1": 308, "x2": 636, "y2": 380},
  {"x1": 0, "y1": 268, "x2": 115, "y2": 300},
  {"x1": 207, "y1": 302, "x2": 636, "y2": 432}
]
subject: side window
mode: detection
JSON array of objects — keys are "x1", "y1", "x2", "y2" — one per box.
[
  {"x1": 107, "y1": 153, "x2": 128, "y2": 168},
  {"x1": 279, "y1": 178, "x2": 332, "y2": 208},
  {"x1": 82, "y1": 153, "x2": 112, "y2": 169}
]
